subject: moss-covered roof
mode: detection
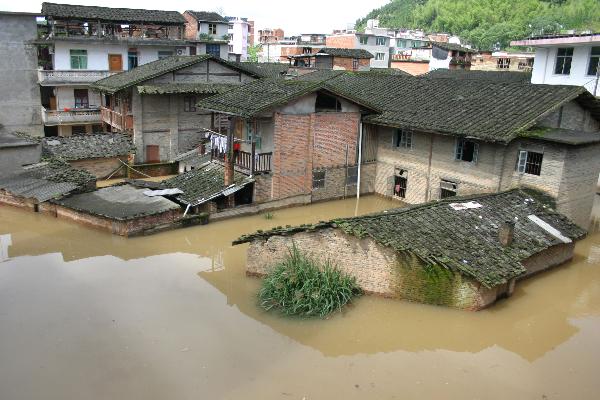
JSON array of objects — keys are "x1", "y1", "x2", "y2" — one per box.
[
  {"x1": 235, "y1": 62, "x2": 290, "y2": 78},
  {"x1": 431, "y1": 42, "x2": 476, "y2": 53},
  {"x1": 196, "y1": 78, "x2": 381, "y2": 118},
  {"x1": 422, "y1": 69, "x2": 532, "y2": 83},
  {"x1": 318, "y1": 47, "x2": 374, "y2": 59},
  {"x1": 41, "y1": 2, "x2": 185, "y2": 24},
  {"x1": 185, "y1": 10, "x2": 227, "y2": 23},
  {"x1": 136, "y1": 83, "x2": 237, "y2": 95},
  {"x1": 91, "y1": 55, "x2": 259, "y2": 94},
  {"x1": 234, "y1": 189, "x2": 585, "y2": 288},
  {"x1": 42, "y1": 133, "x2": 134, "y2": 160}
]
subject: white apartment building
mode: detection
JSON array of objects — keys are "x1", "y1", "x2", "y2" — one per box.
[
  {"x1": 38, "y1": 2, "x2": 191, "y2": 137},
  {"x1": 511, "y1": 33, "x2": 600, "y2": 96},
  {"x1": 226, "y1": 17, "x2": 251, "y2": 61}
]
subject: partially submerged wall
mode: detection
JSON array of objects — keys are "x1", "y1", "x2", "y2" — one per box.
[{"x1": 246, "y1": 228, "x2": 499, "y2": 310}]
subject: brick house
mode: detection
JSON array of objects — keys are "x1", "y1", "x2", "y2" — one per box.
[
  {"x1": 197, "y1": 78, "x2": 380, "y2": 206},
  {"x1": 41, "y1": 133, "x2": 135, "y2": 178},
  {"x1": 90, "y1": 55, "x2": 259, "y2": 164},
  {"x1": 288, "y1": 48, "x2": 373, "y2": 71},
  {"x1": 234, "y1": 189, "x2": 585, "y2": 310},
  {"x1": 182, "y1": 10, "x2": 229, "y2": 59}
]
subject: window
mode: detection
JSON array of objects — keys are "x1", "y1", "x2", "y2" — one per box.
[
  {"x1": 517, "y1": 150, "x2": 543, "y2": 176},
  {"x1": 183, "y1": 96, "x2": 197, "y2": 112},
  {"x1": 315, "y1": 92, "x2": 341, "y2": 112},
  {"x1": 375, "y1": 52, "x2": 385, "y2": 61},
  {"x1": 208, "y1": 23, "x2": 217, "y2": 35},
  {"x1": 146, "y1": 145, "x2": 160, "y2": 163},
  {"x1": 497, "y1": 58, "x2": 510, "y2": 69},
  {"x1": 555, "y1": 47, "x2": 573, "y2": 75},
  {"x1": 375, "y1": 36, "x2": 386, "y2": 46},
  {"x1": 71, "y1": 125, "x2": 87, "y2": 135},
  {"x1": 128, "y1": 51, "x2": 138, "y2": 69},
  {"x1": 393, "y1": 129, "x2": 413, "y2": 149},
  {"x1": 394, "y1": 170, "x2": 407, "y2": 198},
  {"x1": 158, "y1": 51, "x2": 173, "y2": 60},
  {"x1": 346, "y1": 166, "x2": 358, "y2": 186},
  {"x1": 245, "y1": 121, "x2": 261, "y2": 149},
  {"x1": 518, "y1": 58, "x2": 534, "y2": 70},
  {"x1": 70, "y1": 49, "x2": 87, "y2": 69},
  {"x1": 206, "y1": 44, "x2": 221, "y2": 58},
  {"x1": 313, "y1": 170, "x2": 326, "y2": 189},
  {"x1": 352, "y1": 58, "x2": 359, "y2": 71},
  {"x1": 587, "y1": 46, "x2": 600, "y2": 76},
  {"x1": 74, "y1": 89, "x2": 89, "y2": 108},
  {"x1": 228, "y1": 45, "x2": 234, "y2": 53},
  {"x1": 440, "y1": 179, "x2": 457, "y2": 199},
  {"x1": 455, "y1": 138, "x2": 479, "y2": 163},
  {"x1": 359, "y1": 36, "x2": 368, "y2": 45}
]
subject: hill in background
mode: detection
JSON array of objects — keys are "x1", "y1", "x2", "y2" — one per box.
[{"x1": 355, "y1": 0, "x2": 600, "y2": 50}]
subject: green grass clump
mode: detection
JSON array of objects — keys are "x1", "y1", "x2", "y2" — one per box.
[{"x1": 259, "y1": 245, "x2": 361, "y2": 318}]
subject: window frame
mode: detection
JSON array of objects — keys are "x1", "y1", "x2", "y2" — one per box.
[
  {"x1": 516, "y1": 150, "x2": 543, "y2": 176},
  {"x1": 183, "y1": 96, "x2": 197, "y2": 112},
  {"x1": 359, "y1": 36, "x2": 368, "y2": 45},
  {"x1": 208, "y1": 23, "x2": 217, "y2": 35},
  {"x1": 70, "y1": 49, "x2": 87, "y2": 69},
  {"x1": 312, "y1": 170, "x2": 326, "y2": 189},
  {"x1": 352, "y1": 58, "x2": 359, "y2": 71},
  {"x1": 393, "y1": 129, "x2": 413, "y2": 149},
  {"x1": 455, "y1": 138, "x2": 479, "y2": 163},
  {"x1": 375, "y1": 52, "x2": 385, "y2": 61},
  {"x1": 375, "y1": 36, "x2": 386, "y2": 46},
  {"x1": 127, "y1": 51, "x2": 138, "y2": 70},
  {"x1": 73, "y1": 89, "x2": 89, "y2": 109},
  {"x1": 393, "y1": 171, "x2": 407, "y2": 199},
  {"x1": 346, "y1": 166, "x2": 358, "y2": 186},
  {"x1": 587, "y1": 46, "x2": 600, "y2": 76},
  {"x1": 440, "y1": 179, "x2": 458, "y2": 199},
  {"x1": 554, "y1": 47, "x2": 573, "y2": 75},
  {"x1": 496, "y1": 58, "x2": 511, "y2": 69},
  {"x1": 157, "y1": 50, "x2": 173, "y2": 60}
]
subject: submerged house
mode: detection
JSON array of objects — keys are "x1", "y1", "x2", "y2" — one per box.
[
  {"x1": 90, "y1": 55, "x2": 259, "y2": 164},
  {"x1": 234, "y1": 189, "x2": 585, "y2": 310},
  {"x1": 41, "y1": 133, "x2": 134, "y2": 178}
]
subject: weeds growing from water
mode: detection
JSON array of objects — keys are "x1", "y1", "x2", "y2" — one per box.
[
  {"x1": 264, "y1": 212, "x2": 274, "y2": 220},
  {"x1": 259, "y1": 245, "x2": 361, "y2": 318}
]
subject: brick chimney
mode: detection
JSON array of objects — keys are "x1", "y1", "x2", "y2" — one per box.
[{"x1": 499, "y1": 221, "x2": 515, "y2": 247}]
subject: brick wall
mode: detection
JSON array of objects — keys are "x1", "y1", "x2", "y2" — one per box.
[
  {"x1": 183, "y1": 12, "x2": 198, "y2": 40},
  {"x1": 253, "y1": 173, "x2": 273, "y2": 203},
  {"x1": 0, "y1": 190, "x2": 36, "y2": 210},
  {"x1": 313, "y1": 112, "x2": 359, "y2": 168},
  {"x1": 325, "y1": 35, "x2": 356, "y2": 49},
  {"x1": 246, "y1": 228, "x2": 500, "y2": 310},
  {"x1": 332, "y1": 57, "x2": 370, "y2": 71},
  {"x1": 390, "y1": 61, "x2": 429, "y2": 75},
  {"x1": 69, "y1": 156, "x2": 128, "y2": 179},
  {"x1": 311, "y1": 162, "x2": 376, "y2": 202}
]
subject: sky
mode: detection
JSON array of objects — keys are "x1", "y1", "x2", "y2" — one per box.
[{"x1": 0, "y1": 0, "x2": 391, "y2": 36}]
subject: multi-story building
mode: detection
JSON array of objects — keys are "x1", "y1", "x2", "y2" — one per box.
[
  {"x1": 429, "y1": 42, "x2": 475, "y2": 71},
  {"x1": 258, "y1": 34, "x2": 327, "y2": 63},
  {"x1": 326, "y1": 20, "x2": 390, "y2": 68},
  {"x1": 472, "y1": 51, "x2": 535, "y2": 72},
  {"x1": 182, "y1": 11, "x2": 229, "y2": 59},
  {"x1": 247, "y1": 20, "x2": 255, "y2": 46},
  {"x1": 511, "y1": 32, "x2": 600, "y2": 96},
  {"x1": 0, "y1": 11, "x2": 43, "y2": 136},
  {"x1": 225, "y1": 17, "x2": 251, "y2": 61},
  {"x1": 258, "y1": 28, "x2": 284, "y2": 44},
  {"x1": 36, "y1": 2, "x2": 190, "y2": 137}
]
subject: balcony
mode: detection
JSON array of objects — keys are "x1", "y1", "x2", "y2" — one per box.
[
  {"x1": 211, "y1": 147, "x2": 272, "y2": 173},
  {"x1": 101, "y1": 107, "x2": 133, "y2": 132},
  {"x1": 41, "y1": 107, "x2": 102, "y2": 126},
  {"x1": 38, "y1": 69, "x2": 119, "y2": 86}
]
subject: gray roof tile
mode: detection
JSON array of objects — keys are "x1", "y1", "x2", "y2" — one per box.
[
  {"x1": 42, "y1": 133, "x2": 134, "y2": 160},
  {"x1": 41, "y1": 2, "x2": 185, "y2": 24}
]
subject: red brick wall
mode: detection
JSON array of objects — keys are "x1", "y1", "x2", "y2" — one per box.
[
  {"x1": 325, "y1": 35, "x2": 356, "y2": 49},
  {"x1": 183, "y1": 12, "x2": 198, "y2": 40},
  {"x1": 390, "y1": 61, "x2": 429, "y2": 75},
  {"x1": 332, "y1": 57, "x2": 370, "y2": 71},
  {"x1": 270, "y1": 112, "x2": 361, "y2": 200}
]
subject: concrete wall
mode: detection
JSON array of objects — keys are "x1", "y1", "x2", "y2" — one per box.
[
  {"x1": 246, "y1": 228, "x2": 502, "y2": 310},
  {"x1": 55, "y1": 86, "x2": 102, "y2": 109},
  {"x1": 0, "y1": 144, "x2": 41, "y2": 178},
  {"x1": 536, "y1": 100, "x2": 600, "y2": 132},
  {"x1": 531, "y1": 45, "x2": 600, "y2": 96},
  {"x1": 0, "y1": 13, "x2": 43, "y2": 136}
]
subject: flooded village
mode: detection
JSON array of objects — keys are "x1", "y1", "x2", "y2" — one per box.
[{"x1": 1, "y1": 1, "x2": 600, "y2": 399}]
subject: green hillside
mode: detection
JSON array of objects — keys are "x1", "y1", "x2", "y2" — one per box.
[{"x1": 356, "y1": 0, "x2": 600, "y2": 50}]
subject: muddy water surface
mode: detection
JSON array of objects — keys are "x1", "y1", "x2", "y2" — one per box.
[{"x1": 1, "y1": 195, "x2": 600, "y2": 399}]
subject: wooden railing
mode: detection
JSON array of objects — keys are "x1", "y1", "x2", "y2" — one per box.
[
  {"x1": 211, "y1": 148, "x2": 272, "y2": 173},
  {"x1": 101, "y1": 107, "x2": 133, "y2": 132}
]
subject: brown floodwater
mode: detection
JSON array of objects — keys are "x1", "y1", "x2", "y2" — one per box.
[{"x1": 1, "y1": 195, "x2": 600, "y2": 400}]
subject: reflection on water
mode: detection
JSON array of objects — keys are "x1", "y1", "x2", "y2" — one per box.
[{"x1": 1, "y1": 195, "x2": 600, "y2": 399}]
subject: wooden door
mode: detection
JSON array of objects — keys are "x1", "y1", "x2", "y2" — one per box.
[
  {"x1": 108, "y1": 54, "x2": 123, "y2": 71},
  {"x1": 146, "y1": 145, "x2": 160, "y2": 163}
]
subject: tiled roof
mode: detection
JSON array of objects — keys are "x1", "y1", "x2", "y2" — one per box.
[
  {"x1": 0, "y1": 132, "x2": 40, "y2": 149},
  {"x1": 422, "y1": 69, "x2": 532, "y2": 83},
  {"x1": 324, "y1": 72, "x2": 599, "y2": 143},
  {"x1": 318, "y1": 47, "x2": 374, "y2": 59},
  {"x1": 197, "y1": 78, "x2": 381, "y2": 118},
  {"x1": 520, "y1": 128, "x2": 600, "y2": 145},
  {"x1": 137, "y1": 83, "x2": 237, "y2": 95},
  {"x1": 53, "y1": 184, "x2": 180, "y2": 220},
  {"x1": 233, "y1": 189, "x2": 585, "y2": 288},
  {"x1": 91, "y1": 55, "x2": 259, "y2": 93},
  {"x1": 160, "y1": 161, "x2": 253, "y2": 206},
  {"x1": 185, "y1": 10, "x2": 227, "y2": 23},
  {"x1": 42, "y1": 134, "x2": 134, "y2": 160},
  {"x1": 41, "y1": 2, "x2": 185, "y2": 24},
  {"x1": 236, "y1": 62, "x2": 290, "y2": 78},
  {"x1": 0, "y1": 158, "x2": 96, "y2": 202},
  {"x1": 431, "y1": 42, "x2": 476, "y2": 53}
]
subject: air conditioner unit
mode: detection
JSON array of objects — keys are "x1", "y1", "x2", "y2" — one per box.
[{"x1": 176, "y1": 48, "x2": 186, "y2": 56}]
